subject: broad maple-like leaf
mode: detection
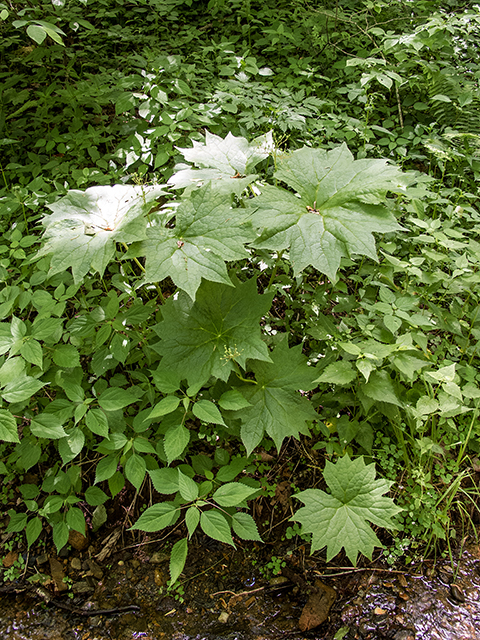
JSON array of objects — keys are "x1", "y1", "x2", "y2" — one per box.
[
  {"x1": 134, "y1": 186, "x2": 256, "y2": 299},
  {"x1": 293, "y1": 455, "x2": 402, "y2": 565},
  {"x1": 35, "y1": 184, "x2": 166, "y2": 283},
  {"x1": 249, "y1": 144, "x2": 412, "y2": 280},
  {"x1": 168, "y1": 130, "x2": 274, "y2": 194},
  {"x1": 235, "y1": 340, "x2": 318, "y2": 455},
  {"x1": 153, "y1": 278, "x2": 273, "y2": 391}
]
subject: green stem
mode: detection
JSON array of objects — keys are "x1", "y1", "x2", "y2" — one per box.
[
  {"x1": 267, "y1": 250, "x2": 284, "y2": 290},
  {"x1": 121, "y1": 242, "x2": 165, "y2": 303}
]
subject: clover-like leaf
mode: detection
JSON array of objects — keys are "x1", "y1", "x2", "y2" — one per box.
[
  {"x1": 153, "y1": 278, "x2": 273, "y2": 391},
  {"x1": 134, "y1": 185, "x2": 256, "y2": 299},
  {"x1": 249, "y1": 144, "x2": 413, "y2": 281},
  {"x1": 35, "y1": 184, "x2": 166, "y2": 283},
  {"x1": 236, "y1": 340, "x2": 318, "y2": 455},
  {"x1": 293, "y1": 455, "x2": 402, "y2": 565},
  {"x1": 168, "y1": 130, "x2": 274, "y2": 194}
]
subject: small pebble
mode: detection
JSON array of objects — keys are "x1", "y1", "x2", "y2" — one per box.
[
  {"x1": 450, "y1": 583, "x2": 465, "y2": 603},
  {"x1": 218, "y1": 611, "x2": 229, "y2": 623}
]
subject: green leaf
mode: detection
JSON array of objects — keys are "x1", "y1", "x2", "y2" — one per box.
[
  {"x1": 149, "y1": 395, "x2": 180, "y2": 419},
  {"x1": 136, "y1": 185, "x2": 256, "y2": 299},
  {"x1": 154, "y1": 278, "x2": 273, "y2": 391},
  {"x1": 164, "y1": 424, "x2": 190, "y2": 465},
  {"x1": 249, "y1": 144, "x2": 410, "y2": 280},
  {"x1": 169, "y1": 130, "x2": 273, "y2": 194},
  {"x1": 185, "y1": 506, "x2": 200, "y2": 538},
  {"x1": 26, "y1": 517, "x2": 43, "y2": 547},
  {"x1": 362, "y1": 370, "x2": 402, "y2": 407},
  {"x1": 35, "y1": 184, "x2": 166, "y2": 283},
  {"x1": 0, "y1": 409, "x2": 19, "y2": 443},
  {"x1": 125, "y1": 453, "x2": 146, "y2": 491},
  {"x1": 58, "y1": 427, "x2": 85, "y2": 464},
  {"x1": 237, "y1": 341, "x2": 318, "y2": 455},
  {"x1": 315, "y1": 361, "x2": 357, "y2": 386},
  {"x1": 200, "y1": 509, "x2": 235, "y2": 547},
  {"x1": 95, "y1": 455, "x2": 119, "y2": 483},
  {"x1": 53, "y1": 344, "x2": 80, "y2": 368},
  {"x1": 149, "y1": 467, "x2": 179, "y2": 494},
  {"x1": 178, "y1": 469, "x2": 199, "y2": 502},
  {"x1": 98, "y1": 387, "x2": 138, "y2": 412},
  {"x1": 27, "y1": 24, "x2": 47, "y2": 45},
  {"x1": 66, "y1": 507, "x2": 86, "y2": 536},
  {"x1": 169, "y1": 537, "x2": 188, "y2": 584},
  {"x1": 231, "y1": 512, "x2": 262, "y2": 541},
  {"x1": 85, "y1": 486, "x2": 108, "y2": 506},
  {"x1": 218, "y1": 389, "x2": 251, "y2": 410},
  {"x1": 30, "y1": 414, "x2": 67, "y2": 440},
  {"x1": 20, "y1": 339, "x2": 43, "y2": 368},
  {"x1": 108, "y1": 471, "x2": 125, "y2": 497},
  {"x1": 2, "y1": 376, "x2": 45, "y2": 403},
  {"x1": 131, "y1": 502, "x2": 179, "y2": 532},
  {"x1": 85, "y1": 409, "x2": 109, "y2": 437},
  {"x1": 192, "y1": 400, "x2": 225, "y2": 425},
  {"x1": 53, "y1": 521, "x2": 69, "y2": 553},
  {"x1": 7, "y1": 511, "x2": 28, "y2": 533},
  {"x1": 92, "y1": 504, "x2": 107, "y2": 532},
  {"x1": 293, "y1": 455, "x2": 402, "y2": 565},
  {"x1": 213, "y1": 482, "x2": 258, "y2": 507}
]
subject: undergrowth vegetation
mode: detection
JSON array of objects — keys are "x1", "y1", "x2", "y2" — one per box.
[{"x1": 1, "y1": 0, "x2": 480, "y2": 585}]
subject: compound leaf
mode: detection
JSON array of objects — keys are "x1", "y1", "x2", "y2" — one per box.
[{"x1": 293, "y1": 455, "x2": 402, "y2": 565}]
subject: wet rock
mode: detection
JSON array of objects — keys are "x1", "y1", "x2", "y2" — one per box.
[
  {"x1": 70, "y1": 557, "x2": 82, "y2": 571},
  {"x1": 36, "y1": 553, "x2": 49, "y2": 566},
  {"x1": 394, "y1": 630, "x2": 415, "y2": 640},
  {"x1": 2, "y1": 551, "x2": 18, "y2": 568},
  {"x1": 438, "y1": 570, "x2": 453, "y2": 585},
  {"x1": 49, "y1": 557, "x2": 68, "y2": 592},
  {"x1": 150, "y1": 551, "x2": 169, "y2": 564},
  {"x1": 87, "y1": 559, "x2": 103, "y2": 580},
  {"x1": 299, "y1": 580, "x2": 336, "y2": 632},
  {"x1": 269, "y1": 575, "x2": 289, "y2": 587},
  {"x1": 154, "y1": 568, "x2": 165, "y2": 587},
  {"x1": 72, "y1": 581, "x2": 95, "y2": 595},
  {"x1": 398, "y1": 574, "x2": 408, "y2": 588},
  {"x1": 449, "y1": 583, "x2": 465, "y2": 603},
  {"x1": 218, "y1": 611, "x2": 230, "y2": 623},
  {"x1": 68, "y1": 529, "x2": 88, "y2": 551}
]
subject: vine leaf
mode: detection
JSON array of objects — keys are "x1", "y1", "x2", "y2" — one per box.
[
  {"x1": 35, "y1": 184, "x2": 166, "y2": 283},
  {"x1": 134, "y1": 186, "x2": 255, "y2": 299},
  {"x1": 249, "y1": 144, "x2": 413, "y2": 280},
  {"x1": 236, "y1": 340, "x2": 318, "y2": 455},
  {"x1": 168, "y1": 130, "x2": 274, "y2": 194},
  {"x1": 153, "y1": 278, "x2": 273, "y2": 391},
  {"x1": 293, "y1": 455, "x2": 402, "y2": 565}
]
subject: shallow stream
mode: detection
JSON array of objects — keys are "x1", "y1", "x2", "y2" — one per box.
[{"x1": 1, "y1": 542, "x2": 480, "y2": 640}]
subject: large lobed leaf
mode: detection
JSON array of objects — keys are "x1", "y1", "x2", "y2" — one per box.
[
  {"x1": 134, "y1": 186, "x2": 256, "y2": 299},
  {"x1": 293, "y1": 455, "x2": 402, "y2": 565},
  {"x1": 249, "y1": 144, "x2": 413, "y2": 281},
  {"x1": 153, "y1": 278, "x2": 273, "y2": 391},
  {"x1": 236, "y1": 340, "x2": 318, "y2": 455},
  {"x1": 168, "y1": 130, "x2": 274, "y2": 194},
  {"x1": 35, "y1": 184, "x2": 166, "y2": 283}
]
